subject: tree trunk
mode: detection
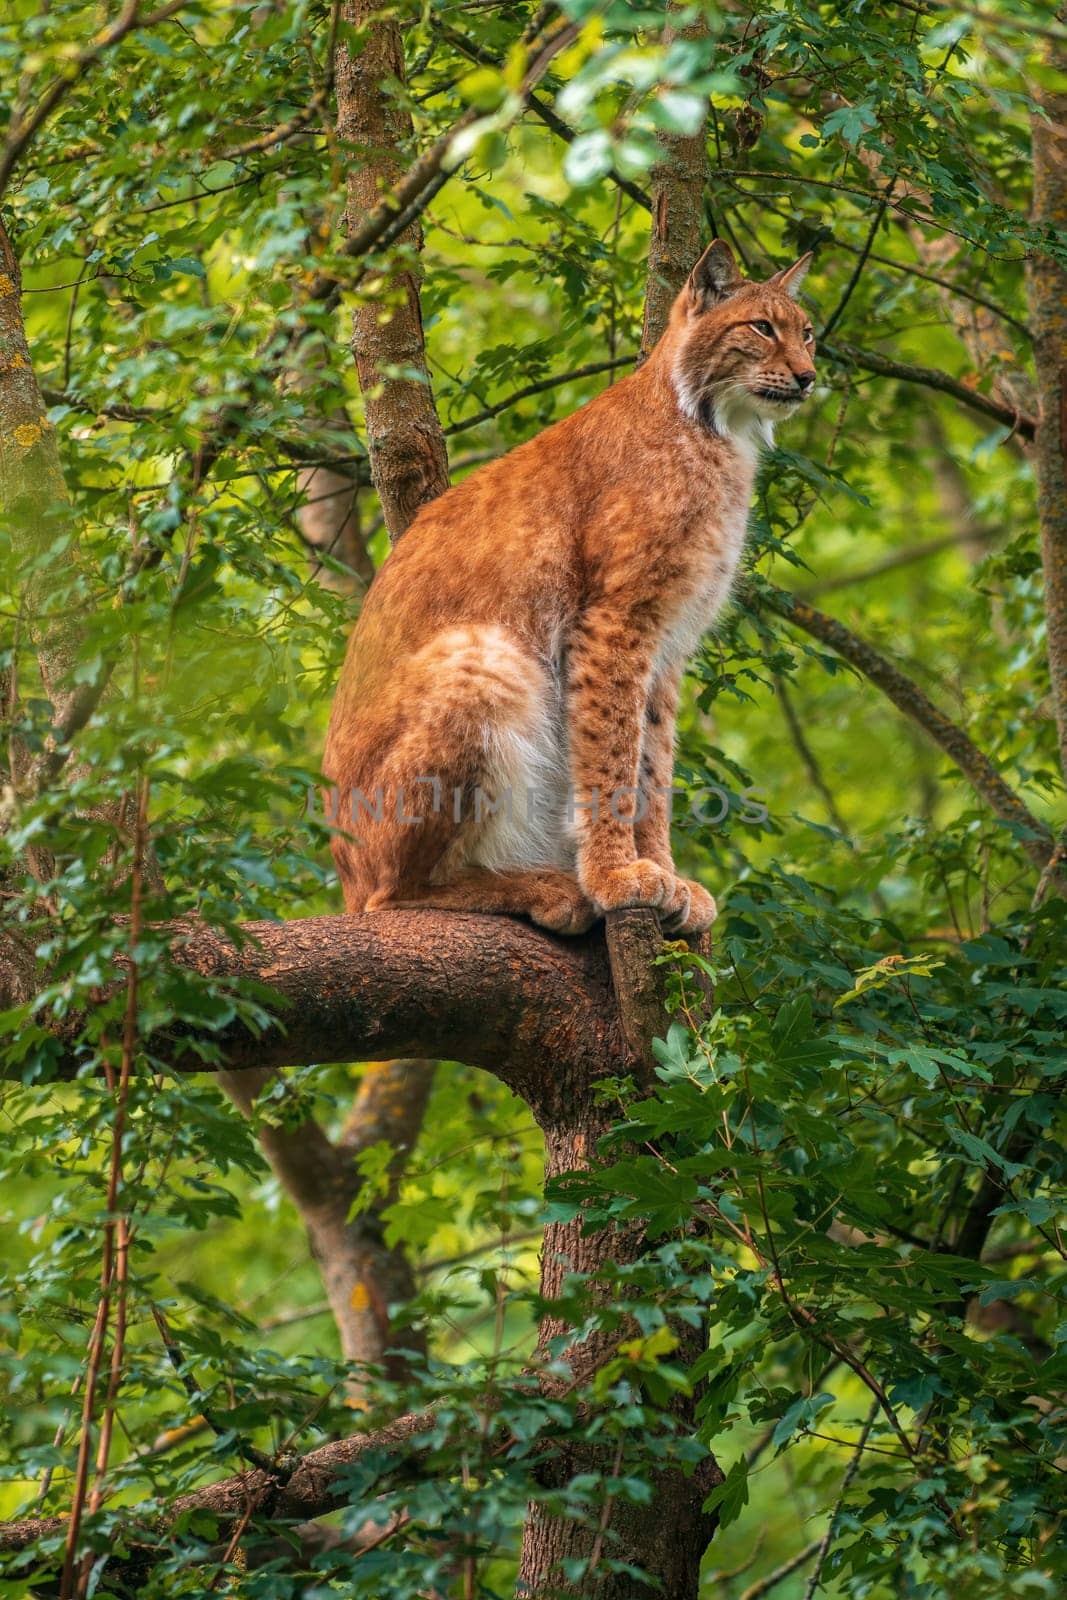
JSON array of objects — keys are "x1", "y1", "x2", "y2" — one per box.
[
  {"x1": 516, "y1": 40, "x2": 718, "y2": 1592},
  {"x1": 639, "y1": 13, "x2": 709, "y2": 361},
  {"x1": 214, "y1": 1, "x2": 454, "y2": 1386},
  {"x1": 518, "y1": 1103, "x2": 720, "y2": 1599},
  {"x1": 1029, "y1": 17, "x2": 1067, "y2": 787},
  {"x1": 336, "y1": 2, "x2": 450, "y2": 543}
]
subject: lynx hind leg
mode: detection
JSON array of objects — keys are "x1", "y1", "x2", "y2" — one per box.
[
  {"x1": 382, "y1": 868, "x2": 596, "y2": 935},
  {"x1": 347, "y1": 625, "x2": 576, "y2": 923}
]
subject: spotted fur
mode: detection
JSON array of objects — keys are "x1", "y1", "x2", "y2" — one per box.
[{"x1": 323, "y1": 241, "x2": 817, "y2": 935}]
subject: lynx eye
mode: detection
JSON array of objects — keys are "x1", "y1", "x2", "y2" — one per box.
[
  {"x1": 750, "y1": 319, "x2": 775, "y2": 339},
  {"x1": 803, "y1": 327, "x2": 815, "y2": 344}
]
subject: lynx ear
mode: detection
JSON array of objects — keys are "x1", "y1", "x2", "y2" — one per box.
[
  {"x1": 687, "y1": 240, "x2": 743, "y2": 309},
  {"x1": 767, "y1": 252, "x2": 813, "y2": 298}
]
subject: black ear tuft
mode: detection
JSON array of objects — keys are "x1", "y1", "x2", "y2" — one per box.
[
  {"x1": 767, "y1": 252, "x2": 813, "y2": 298},
  {"x1": 686, "y1": 240, "x2": 743, "y2": 310}
]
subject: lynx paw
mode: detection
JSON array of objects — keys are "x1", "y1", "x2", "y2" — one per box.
[
  {"x1": 663, "y1": 878, "x2": 717, "y2": 937},
  {"x1": 528, "y1": 882, "x2": 598, "y2": 936},
  {"x1": 586, "y1": 859, "x2": 679, "y2": 918},
  {"x1": 585, "y1": 861, "x2": 717, "y2": 936}
]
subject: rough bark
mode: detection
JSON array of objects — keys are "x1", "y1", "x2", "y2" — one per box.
[
  {"x1": 639, "y1": 11, "x2": 710, "y2": 360},
  {"x1": 218, "y1": 1065, "x2": 427, "y2": 1376},
  {"x1": 513, "y1": 53, "x2": 723, "y2": 1595},
  {"x1": 291, "y1": 399, "x2": 374, "y2": 592},
  {"x1": 0, "y1": 222, "x2": 77, "y2": 733},
  {"x1": 0, "y1": 222, "x2": 91, "y2": 900},
  {"x1": 1029, "y1": 19, "x2": 1067, "y2": 786},
  {"x1": 518, "y1": 1080, "x2": 721, "y2": 1600},
  {"x1": 3, "y1": 903, "x2": 724, "y2": 1595},
  {"x1": 0, "y1": 1407, "x2": 436, "y2": 1572},
  {"x1": 9, "y1": 910, "x2": 621, "y2": 1104},
  {"x1": 336, "y1": 2, "x2": 450, "y2": 543}
]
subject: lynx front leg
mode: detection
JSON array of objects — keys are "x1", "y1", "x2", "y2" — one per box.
[
  {"x1": 567, "y1": 610, "x2": 692, "y2": 927},
  {"x1": 637, "y1": 671, "x2": 717, "y2": 936},
  {"x1": 636, "y1": 671, "x2": 681, "y2": 871}
]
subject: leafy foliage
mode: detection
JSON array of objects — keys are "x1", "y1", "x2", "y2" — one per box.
[{"x1": 1, "y1": 0, "x2": 1065, "y2": 1596}]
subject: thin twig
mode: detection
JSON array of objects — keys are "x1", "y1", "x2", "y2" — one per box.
[
  {"x1": 799, "y1": 526, "x2": 998, "y2": 596},
  {"x1": 821, "y1": 180, "x2": 895, "y2": 339},
  {"x1": 444, "y1": 357, "x2": 635, "y2": 436},
  {"x1": 149, "y1": 1306, "x2": 285, "y2": 1480},
  {"x1": 801, "y1": 1402, "x2": 878, "y2": 1600}
]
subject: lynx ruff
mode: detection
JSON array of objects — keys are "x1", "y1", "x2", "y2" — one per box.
[{"x1": 324, "y1": 239, "x2": 817, "y2": 937}]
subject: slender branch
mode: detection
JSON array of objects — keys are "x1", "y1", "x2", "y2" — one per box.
[
  {"x1": 748, "y1": 580, "x2": 1060, "y2": 880},
  {"x1": 827, "y1": 237, "x2": 1029, "y2": 340},
  {"x1": 306, "y1": 17, "x2": 581, "y2": 307},
  {"x1": 41, "y1": 386, "x2": 169, "y2": 424},
  {"x1": 219, "y1": 90, "x2": 330, "y2": 163},
  {"x1": 773, "y1": 673, "x2": 851, "y2": 836},
  {"x1": 821, "y1": 179, "x2": 894, "y2": 339},
  {"x1": 738, "y1": 1538, "x2": 821, "y2": 1600},
  {"x1": 823, "y1": 340, "x2": 1037, "y2": 440},
  {"x1": 437, "y1": 24, "x2": 652, "y2": 211},
  {"x1": 883, "y1": 0, "x2": 1067, "y2": 43},
  {"x1": 443, "y1": 357, "x2": 635, "y2": 437},
  {"x1": 146, "y1": 1305, "x2": 292, "y2": 1484},
  {"x1": 800, "y1": 1403, "x2": 878, "y2": 1600},
  {"x1": 799, "y1": 526, "x2": 999, "y2": 596}
]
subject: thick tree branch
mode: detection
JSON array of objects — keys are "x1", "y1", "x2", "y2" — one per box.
[
  {"x1": 0, "y1": 1407, "x2": 436, "y2": 1564},
  {"x1": 12, "y1": 910, "x2": 622, "y2": 1115}
]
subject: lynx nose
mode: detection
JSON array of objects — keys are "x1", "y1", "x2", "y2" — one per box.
[{"x1": 795, "y1": 370, "x2": 816, "y2": 396}]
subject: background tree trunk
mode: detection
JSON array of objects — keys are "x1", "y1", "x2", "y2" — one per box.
[
  {"x1": 215, "y1": 1, "x2": 453, "y2": 1388},
  {"x1": 337, "y1": 0, "x2": 450, "y2": 543},
  {"x1": 1029, "y1": 15, "x2": 1067, "y2": 787}
]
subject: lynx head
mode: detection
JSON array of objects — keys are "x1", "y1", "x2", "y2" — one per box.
[{"x1": 670, "y1": 239, "x2": 817, "y2": 443}]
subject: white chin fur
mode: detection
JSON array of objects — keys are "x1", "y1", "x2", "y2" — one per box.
[{"x1": 674, "y1": 368, "x2": 781, "y2": 450}]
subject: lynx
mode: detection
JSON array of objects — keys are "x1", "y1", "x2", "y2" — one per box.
[{"x1": 324, "y1": 240, "x2": 816, "y2": 936}]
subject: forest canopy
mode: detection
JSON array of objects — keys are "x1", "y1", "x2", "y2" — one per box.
[{"x1": 1, "y1": 1, "x2": 1066, "y2": 1597}]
